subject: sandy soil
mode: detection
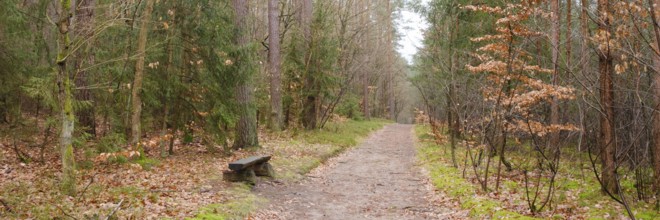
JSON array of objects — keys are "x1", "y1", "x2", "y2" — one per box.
[{"x1": 251, "y1": 124, "x2": 449, "y2": 219}]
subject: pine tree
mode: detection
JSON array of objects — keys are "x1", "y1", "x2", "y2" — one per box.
[
  {"x1": 130, "y1": 0, "x2": 156, "y2": 148},
  {"x1": 268, "y1": 0, "x2": 283, "y2": 131},
  {"x1": 232, "y1": 0, "x2": 259, "y2": 149}
]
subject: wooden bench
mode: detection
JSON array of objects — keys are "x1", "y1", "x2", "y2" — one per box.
[{"x1": 223, "y1": 155, "x2": 274, "y2": 183}]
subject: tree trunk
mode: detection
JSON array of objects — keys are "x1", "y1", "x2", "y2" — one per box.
[
  {"x1": 566, "y1": 0, "x2": 572, "y2": 76},
  {"x1": 386, "y1": 0, "x2": 395, "y2": 121},
  {"x1": 361, "y1": 0, "x2": 371, "y2": 120},
  {"x1": 130, "y1": 0, "x2": 155, "y2": 147},
  {"x1": 300, "y1": 0, "x2": 316, "y2": 130},
  {"x1": 56, "y1": 0, "x2": 76, "y2": 196},
  {"x1": 74, "y1": 0, "x2": 97, "y2": 136},
  {"x1": 597, "y1": 0, "x2": 617, "y2": 194},
  {"x1": 268, "y1": 0, "x2": 283, "y2": 131},
  {"x1": 549, "y1": 0, "x2": 560, "y2": 147},
  {"x1": 232, "y1": 0, "x2": 259, "y2": 149},
  {"x1": 648, "y1": 0, "x2": 660, "y2": 207}
]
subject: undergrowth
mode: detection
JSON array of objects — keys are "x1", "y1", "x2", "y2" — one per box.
[{"x1": 414, "y1": 125, "x2": 659, "y2": 219}]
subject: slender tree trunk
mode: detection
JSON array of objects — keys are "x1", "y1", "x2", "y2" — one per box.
[
  {"x1": 74, "y1": 0, "x2": 97, "y2": 136},
  {"x1": 130, "y1": 0, "x2": 155, "y2": 147},
  {"x1": 386, "y1": 0, "x2": 396, "y2": 121},
  {"x1": 549, "y1": 0, "x2": 560, "y2": 147},
  {"x1": 648, "y1": 0, "x2": 660, "y2": 207},
  {"x1": 268, "y1": 0, "x2": 283, "y2": 131},
  {"x1": 300, "y1": 0, "x2": 316, "y2": 130},
  {"x1": 232, "y1": 0, "x2": 259, "y2": 149},
  {"x1": 56, "y1": 0, "x2": 76, "y2": 196},
  {"x1": 597, "y1": 0, "x2": 617, "y2": 194},
  {"x1": 361, "y1": 0, "x2": 371, "y2": 120},
  {"x1": 566, "y1": 0, "x2": 572, "y2": 75},
  {"x1": 580, "y1": 0, "x2": 591, "y2": 106}
]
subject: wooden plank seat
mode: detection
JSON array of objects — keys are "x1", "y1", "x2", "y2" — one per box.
[{"x1": 223, "y1": 155, "x2": 274, "y2": 183}]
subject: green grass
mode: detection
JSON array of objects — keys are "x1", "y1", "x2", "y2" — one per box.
[
  {"x1": 133, "y1": 157, "x2": 160, "y2": 170},
  {"x1": 302, "y1": 119, "x2": 391, "y2": 147},
  {"x1": 191, "y1": 184, "x2": 263, "y2": 220},
  {"x1": 415, "y1": 126, "x2": 538, "y2": 219},
  {"x1": 415, "y1": 125, "x2": 659, "y2": 219}
]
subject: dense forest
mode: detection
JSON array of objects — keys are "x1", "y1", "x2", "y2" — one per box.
[
  {"x1": 1, "y1": 0, "x2": 660, "y2": 219},
  {"x1": 412, "y1": 0, "x2": 660, "y2": 218},
  {"x1": 0, "y1": 0, "x2": 411, "y2": 218}
]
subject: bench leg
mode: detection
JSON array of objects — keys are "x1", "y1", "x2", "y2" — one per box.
[
  {"x1": 254, "y1": 162, "x2": 275, "y2": 177},
  {"x1": 223, "y1": 169, "x2": 256, "y2": 184}
]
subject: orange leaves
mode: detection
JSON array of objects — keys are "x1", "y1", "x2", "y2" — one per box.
[
  {"x1": 466, "y1": 60, "x2": 507, "y2": 75},
  {"x1": 462, "y1": 5, "x2": 503, "y2": 14},
  {"x1": 464, "y1": 0, "x2": 579, "y2": 139},
  {"x1": 95, "y1": 150, "x2": 141, "y2": 162},
  {"x1": 511, "y1": 120, "x2": 579, "y2": 137}
]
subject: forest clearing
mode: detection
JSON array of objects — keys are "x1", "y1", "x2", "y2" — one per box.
[{"x1": 1, "y1": 0, "x2": 660, "y2": 219}]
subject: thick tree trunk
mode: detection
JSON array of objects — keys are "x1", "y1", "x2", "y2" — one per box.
[
  {"x1": 268, "y1": 0, "x2": 283, "y2": 131},
  {"x1": 232, "y1": 0, "x2": 259, "y2": 149},
  {"x1": 130, "y1": 0, "x2": 155, "y2": 147},
  {"x1": 56, "y1": 0, "x2": 76, "y2": 196},
  {"x1": 597, "y1": 0, "x2": 617, "y2": 194},
  {"x1": 74, "y1": 0, "x2": 97, "y2": 136}
]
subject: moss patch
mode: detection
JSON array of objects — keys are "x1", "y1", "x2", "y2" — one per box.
[{"x1": 415, "y1": 125, "x2": 541, "y2": 219}]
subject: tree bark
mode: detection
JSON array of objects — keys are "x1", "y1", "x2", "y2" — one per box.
[
  {"x1": 597, "y1": 0, "x2": 617, "y2": 194},
  {"x1": 566, "y1": 0, "x2": 572, "y2": 76},
  {"x1": 300, "y1": 0, "x2": 316, "y2": 130},
  {"x1": 130, "y1": 0, "x2": 155, "y2": 147},
  {"x1": 74, "y1": 0, "x2": 97, "y2": 136},
  {"x1": 232, "y1": 0, "x2": 259, "y2": 149},
  {"x1": 361, "y1": 0, "x2": 371, "y2": 120},
  {"x1": 56, "y1": 0, "x2": 76, "y2": 196},
  {"x1": 268, "y1": 0, "x2": 283, "y2": 131},
  {"x1": 648, "y1": 0, "x2": 660, "y2": 206},
  {"x1": 549, "y1": 0, "x2": 560, "y2": 147},
  {"x1": 386, "y1": 0, "x2": 395, "y2": 121}
]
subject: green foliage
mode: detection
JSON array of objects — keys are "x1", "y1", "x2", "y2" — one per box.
[
  {"x1": 97, "y1": 132, "x2": 127, "y2": 153},
  {"x1": 335, "y1": 95, "x2": 364, "y2": 120},
  {"x1": 133, "y1": 157, "x2": 160, "y2": 170}
]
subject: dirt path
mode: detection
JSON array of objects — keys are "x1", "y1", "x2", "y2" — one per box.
[{"x1": 252, "y1": 124, "x2": 448, "y2": 219}]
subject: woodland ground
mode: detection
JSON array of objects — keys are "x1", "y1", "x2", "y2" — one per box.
[
  {"x1": 0, "y1": 119, "x2": 388, "y2": 219},
  {"x1": 250, "y1": 124, "x2": 451, "y2": 219},
  {"x1": 414, "y1": 125, "x2": 660, "y2": 220},
  {"x1": 4, "y1": 121, "x2": 657, "y2": 219}
]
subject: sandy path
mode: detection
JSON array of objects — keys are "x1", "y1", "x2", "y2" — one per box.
[{"x1": 252, "y1": 124, "x2": 448, "y2": 219}]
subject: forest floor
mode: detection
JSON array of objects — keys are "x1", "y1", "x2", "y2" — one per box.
[
  {"x1": 0, "y1": 119, "x2": 389, "y2": 219},
  {"x1": 250, "y1": 124, "x2": 454, "y2": 219}
]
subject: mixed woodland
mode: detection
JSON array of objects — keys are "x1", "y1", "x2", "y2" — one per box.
[
  {"x1": 412, "y1": 0, "x2": 660, "y2": 218},
  {"x1": 0, "y1": 0, "x2": 407, "y2": 218},
  {"x1": 1, "y1": 0, "x2": 660, "y2": 218}
]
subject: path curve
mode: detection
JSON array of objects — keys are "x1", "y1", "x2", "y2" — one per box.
[{"x1": 252, "y1": 124, "x2": 448, "y2": 219}]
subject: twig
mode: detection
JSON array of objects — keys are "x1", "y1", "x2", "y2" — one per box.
[
  {"x1": 0, "y1": 198, "x2": 13, "y2": 213},
  {"x1": 104, "y1": 199, "x2": 124, "y2": 220},
  {"x1": 56, "y1": 205, "x2": 78, "y2": 220}
]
